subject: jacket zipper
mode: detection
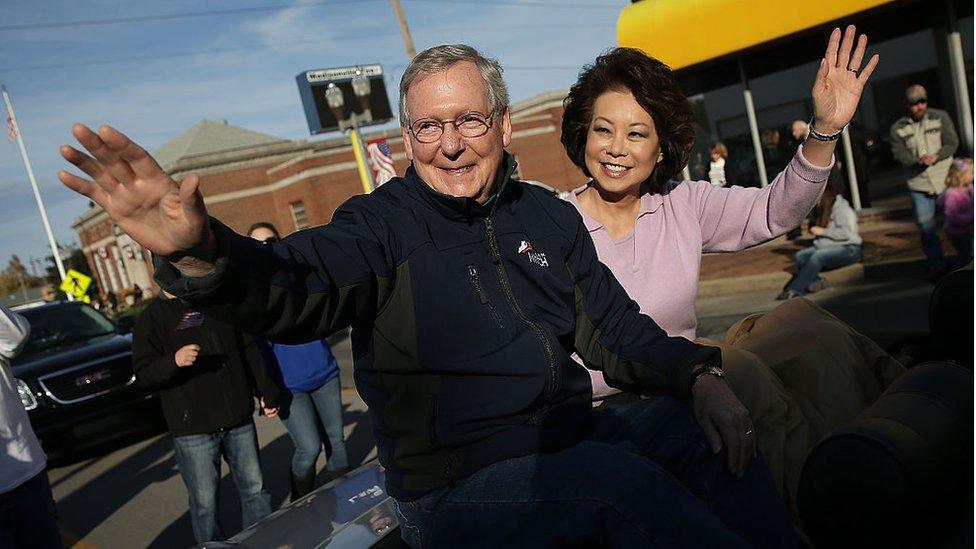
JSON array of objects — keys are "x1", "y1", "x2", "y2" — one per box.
[
  {"x1": 467, "y1": 264, "x2": 504, "y2": 329},
  {"x1": 483, "y1": 217, "x2": 557, "y2": 399}
]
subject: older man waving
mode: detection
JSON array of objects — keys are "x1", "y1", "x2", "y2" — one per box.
[{"x1": 60, "y1": 45, "x2": 795, "y2": 548}]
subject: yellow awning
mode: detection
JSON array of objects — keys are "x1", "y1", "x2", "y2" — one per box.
[{"x1": 617, "y1": 0, "x2": 898, "y2": 71}]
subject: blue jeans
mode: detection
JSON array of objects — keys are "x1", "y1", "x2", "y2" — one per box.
[
  {"x1": 279, "y1": 375, "x2": 349, "y2": 478},
  {"x1": 786, "y1": 245, "x2": 861, "y2": 294},
  {"x1": 0, "y1": 471, "x2": 63, "y2": 549},
  {"x1": 909, "y1": 190, "x2": 946, "y2": 270},
  {"x1": 172, "y1": 421, "x2": 272, "y2": 543},
  {"x1": 395, "y1": 397, "x2": 797, "y2": 548}
]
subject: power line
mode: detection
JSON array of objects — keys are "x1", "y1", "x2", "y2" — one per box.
[
  {"x1": 0, "y1": 23, "x2": 613, "y2": 74},
  {"x1": 0, "y1": 0, "x2": 617, "y2": 32},
  {"x1": 0, "y1": 0, "x2": 377, "y2": 32},
  {"x1": 408, "y1": 0, "x2": 618, "y2": 8}
]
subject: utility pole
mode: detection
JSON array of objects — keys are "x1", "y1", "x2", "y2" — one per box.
[{"x1": 391, "y1": 0, "x2": 417, "y2": 60}]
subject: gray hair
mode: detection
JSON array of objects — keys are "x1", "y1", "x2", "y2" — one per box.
[{"x1": 399, "y1": 44, "x2": 509, "y2": 125}]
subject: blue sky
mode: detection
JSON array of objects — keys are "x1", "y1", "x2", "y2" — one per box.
[{"x1": 0, "y1": 0, "x2": 624, "y2": 273}]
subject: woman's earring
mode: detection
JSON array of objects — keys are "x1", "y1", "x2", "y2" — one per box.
[{"x1": 657, "y1": 153, "x2": 664, "y2": 163}]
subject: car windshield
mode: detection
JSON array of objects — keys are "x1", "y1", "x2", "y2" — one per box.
[{"x1": 18, "y1": 303, "x2": 117, "y2": 357}]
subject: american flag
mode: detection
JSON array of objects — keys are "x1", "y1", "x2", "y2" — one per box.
[
  {"x1": 6, "y1": 107, "x2": 17, "y2": 142},
  {"x1": 366, "y1": 137, "x2": 397, "y2": 187}
]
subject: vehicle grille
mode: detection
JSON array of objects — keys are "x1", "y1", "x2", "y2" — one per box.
[{"x1": 38, "y1": 352, "x2": 135, "y2": 405}]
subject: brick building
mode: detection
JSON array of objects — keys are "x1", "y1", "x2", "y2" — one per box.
[{"x1": 72, "y1": 90, "x2": 584, "y2": 299}]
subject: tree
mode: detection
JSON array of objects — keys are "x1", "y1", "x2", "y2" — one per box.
[{"x1": 1, "y1": 255, "x2": 43, "y2": 300}]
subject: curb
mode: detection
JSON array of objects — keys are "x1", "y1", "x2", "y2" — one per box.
[{"x1": 698, "y1": 256, "x2": 928, "y2": 297}]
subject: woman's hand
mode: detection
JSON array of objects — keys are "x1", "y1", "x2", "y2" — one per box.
[{"x1": 811, "y1": 25, "x2": 880, "y2": 135}]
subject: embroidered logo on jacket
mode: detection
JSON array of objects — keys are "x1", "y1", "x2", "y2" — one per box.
[{"x1": 518, "y1": 240, "x2": 548, "y2": 267}]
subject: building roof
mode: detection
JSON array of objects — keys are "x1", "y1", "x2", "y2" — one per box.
[{"x1": 153, "y1": 119, "x2": 288, "y2": 171}]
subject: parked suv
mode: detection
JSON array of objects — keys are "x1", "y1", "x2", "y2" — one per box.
[{"x1": 11, "y1": 300, "x2": 162, "y2": 454}]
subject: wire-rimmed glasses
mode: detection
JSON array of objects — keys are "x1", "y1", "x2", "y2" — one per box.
[{"x1": 408, "y1": 111, "x2": 496, "y2": 143}]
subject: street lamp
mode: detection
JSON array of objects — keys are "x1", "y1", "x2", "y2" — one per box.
[
  {"x1": 351, "y1": 69, "x2": 373, "y2": 124},
  {"x1": 324, "y1": 82, "x2": 348, "y2": 132}
]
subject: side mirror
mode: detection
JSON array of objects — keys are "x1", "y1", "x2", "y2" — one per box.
[{"x1": 115, "y1": 315, "x2": 136, "y2": 334}]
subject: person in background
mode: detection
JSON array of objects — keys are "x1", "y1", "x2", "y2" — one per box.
[
  {"x1": 107, "y1": 291, "x2": 118, "y2": 313},
  {"x1": 247, "y1": 222, "x2": 350, "y2": 501},
  {"x1": 708, "y1": 141, "x2": 728, "y2": 187},
  {"x1": 890, "y1": 84, "x2": 959, "y2": 278},
  {"x1": 777, "y1": 181, "x2": 862, "y2": 300},
  {"x1": 0, "y1": 306, "x2": 63, "y2": 549},
  {"x1": 132, "y1": 284, "x2": 144, "y2": 303},
  {"x1": 785, "y1": 119, "x2": 845, "y2": 241},
  {"x1": 132, "y1": 292, "x2": 280, "y2": 544},
  {"x1": 937, "y1": 157, "x2": 974, "y2": 266}
]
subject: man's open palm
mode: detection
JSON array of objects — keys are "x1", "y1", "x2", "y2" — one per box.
[{"x1": 59, "y1": 124, "x2": 210, "y2": 258}]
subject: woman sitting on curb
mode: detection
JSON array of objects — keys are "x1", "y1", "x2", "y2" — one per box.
[{"x1": 777, "y1": 181, "x2": 862, "y2": 300}]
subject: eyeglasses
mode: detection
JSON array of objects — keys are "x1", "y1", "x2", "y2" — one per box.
[
  {"x1": 909, "y1": 98, "x2": 928, "y2": 107},
  {"x1": 408, "y1": 111, "x2": 496, "y2": 144}
]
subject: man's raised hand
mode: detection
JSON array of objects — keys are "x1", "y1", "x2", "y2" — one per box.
[{"x1": 59, "y1": 124, "x2": 214, "y2": 264}]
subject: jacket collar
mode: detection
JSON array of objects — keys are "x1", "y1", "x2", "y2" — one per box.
[{"x1": 407, "y1": 152, "x2": 520, "y2": 221}]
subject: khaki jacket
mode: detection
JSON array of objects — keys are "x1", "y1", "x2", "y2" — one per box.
[{"x1": 890, "y1": 108, "x2": 959, "y2": 194}]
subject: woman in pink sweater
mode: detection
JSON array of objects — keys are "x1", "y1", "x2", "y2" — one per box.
[{"x1": 562, "y1": 27, "x2": 904, "y2": 514}]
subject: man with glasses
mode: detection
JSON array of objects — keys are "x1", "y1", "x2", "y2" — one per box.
[
  {"x1": 58, "y1": 44, "x2": 795, "y2": 547},
  {"x1": 890, "y1": 84, "x2": 959, "y2": 276}
]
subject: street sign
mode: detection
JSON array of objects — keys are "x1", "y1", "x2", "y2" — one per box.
[
  {"x1": 296, "y1": 64, "x2": 394, "y2": 135},
  {"x1": 59, "y1": 269, "x2": 92, "y2": 298}
]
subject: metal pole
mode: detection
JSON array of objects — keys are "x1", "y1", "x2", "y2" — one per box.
[
  {"x1": 1, "y1": 85, "x2": 72, "y2": 301},
  {"x1": 391, "y1": 0, "x2": 417, "y2": 60},
  {"x1": 681, "y1": 165, "x2": 691, "y2": 182},
  {"x1": 739, "y1": 60, "x2": 768, "y2": 187},
  {"x1": 350, "y1": 114, "x2": 376, "y2": 194},
  {"x1": 840, "y1": 127, "x2": 862, "y2": 211}
]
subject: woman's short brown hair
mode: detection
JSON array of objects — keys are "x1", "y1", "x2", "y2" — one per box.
[{"x1": 561, "y1": 47, "x2": 694, "y2": 192}]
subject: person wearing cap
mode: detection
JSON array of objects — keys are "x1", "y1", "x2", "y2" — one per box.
[{"x1": 890, "y1": 84, "x2": 959, "y2": 276}]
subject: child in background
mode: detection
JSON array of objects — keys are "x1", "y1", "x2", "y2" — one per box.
[
  {"x1": 708, "y1": 141, "x2": 728, "y2": 187},
  {"x1": 938, "y1": 157, "x2": 974, "y2": 266}
]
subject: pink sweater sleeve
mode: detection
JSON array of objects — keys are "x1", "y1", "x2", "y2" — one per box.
[{"x1": 686, "y1": 145, "x2": 833, "y2": 252}]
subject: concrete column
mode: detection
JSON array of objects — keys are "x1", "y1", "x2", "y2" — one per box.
[
  {"x1": 739, "y1": 59, "x2": 768, "y2": 187},
  {"x1": 946, "y1": 0, "x2": 974, "y2": 155},
  {"x1": 947, "y1": 32, "x2": 973, "y2": 154},
  {"x1": 99, "y1": 252, "x2": 120, "y2": 293},
  {"x1": 743, "y1": 90, "x2": 769, "y2": 188},
  {"x1": 112, "y1": 245, "x2": 131, "y2": 289},
  {"x1": 840, "y1": 127, "x2": 862, "y2": 211}
]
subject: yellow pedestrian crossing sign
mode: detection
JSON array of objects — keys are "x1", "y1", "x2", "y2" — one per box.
[{"x1": 59, "y1": 269, "x2": 92, "y2": 298}]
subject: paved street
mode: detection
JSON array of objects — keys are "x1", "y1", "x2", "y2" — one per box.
[{"x1": 47, "y1": 272, "x2": 937, "y2": 548}]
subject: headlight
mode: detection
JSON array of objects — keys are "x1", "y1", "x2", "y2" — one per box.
[{"x1": 15, "y1": 378, "x2": 37, "y2": 411}]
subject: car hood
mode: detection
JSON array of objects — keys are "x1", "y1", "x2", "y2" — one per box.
[{"x1": 11, "y1": 334, "x2": 132, "y2": 378}]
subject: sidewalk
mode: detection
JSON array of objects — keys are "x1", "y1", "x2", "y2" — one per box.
[{"x1": 698, "y1": 194, "x2": 950, "y2": 297}]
